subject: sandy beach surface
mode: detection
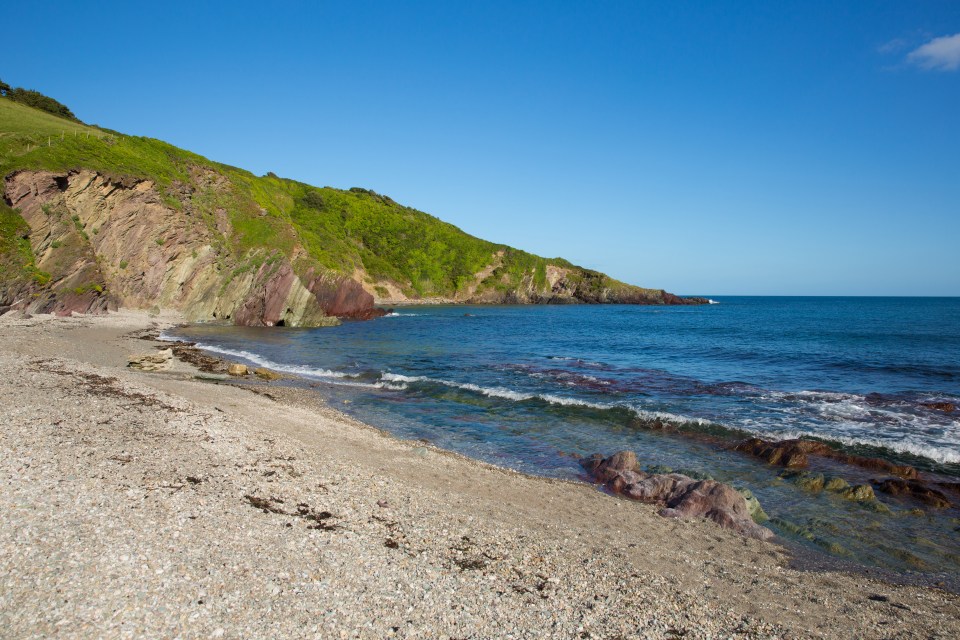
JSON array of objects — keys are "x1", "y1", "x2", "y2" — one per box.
[{"x1": 1, "y1": 310, "x2": 958, "y2": 639}]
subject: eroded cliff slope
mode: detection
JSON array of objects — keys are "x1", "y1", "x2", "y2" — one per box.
[{"x1": 3, "y1": 169, "x2": 375, "y2": 324}]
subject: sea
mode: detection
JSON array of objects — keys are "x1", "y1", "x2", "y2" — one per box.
[{"x1": 166, "y1": 297, "x2": 960, "y2": 577}]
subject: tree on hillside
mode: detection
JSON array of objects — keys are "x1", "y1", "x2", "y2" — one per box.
[{"x1": 0, "y1": 80, "x2": 79, "y2": 122}]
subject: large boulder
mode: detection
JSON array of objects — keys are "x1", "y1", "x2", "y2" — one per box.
[{"x1": 582, "y1": 451, "x2": 774, "y2": 541}]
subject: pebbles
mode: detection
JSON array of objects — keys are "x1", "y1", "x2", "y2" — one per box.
[{"x1": 1, "y1": 311, "x2": 959, "y2": 639}]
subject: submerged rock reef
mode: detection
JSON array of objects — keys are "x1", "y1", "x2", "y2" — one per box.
[
  {"x1": 734, "y1": 436, "x2": 954, "y2": 511},
  {"x1": 734, "y1": 436, "x2": 920, "y2": 479}
]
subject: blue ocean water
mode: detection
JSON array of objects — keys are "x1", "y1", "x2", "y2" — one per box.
[{"x1": 168, "y1": 297, "x2": 960, "y2": 574}]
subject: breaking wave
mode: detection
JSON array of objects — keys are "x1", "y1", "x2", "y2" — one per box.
[
  {"x1": 161, "y1": 331, "x2": 960, "y2": 467},
  {"x1": 159, "y1": 334, "x2": 354, "y2": 381},
  {"x1": 379, "y1": 372, "x2": 711, "y2": 426}
]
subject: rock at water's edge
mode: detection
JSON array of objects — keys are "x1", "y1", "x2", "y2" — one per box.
[
  {"x1": 254, "y1": 367, "x2": 281, "y2": 380},
  {"x1": 128, "y1": 349, "x2": 173, "y2": 372},
  {"x1": 737, "y1": 488, "x2": 769, "y2": 523},
  {"x1": 582, "y1": 452, "x2": 774, "y2": 541}
]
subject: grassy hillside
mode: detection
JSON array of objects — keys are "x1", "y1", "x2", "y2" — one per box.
[{"x1": 0, "y1": 96, "x2": 685, "y2": 308}]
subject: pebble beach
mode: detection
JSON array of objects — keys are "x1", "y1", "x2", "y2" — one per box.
[{"x1": 2, "y1": 310, "x2": 958, "y2": 639}]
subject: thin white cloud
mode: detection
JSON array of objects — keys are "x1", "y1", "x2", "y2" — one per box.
[
  {"x1": 878, "y1": 38, "x2": 907, "y2": 54},
  {"x1": 906, "y1": 32, "x2": 960, "y2": 71}
]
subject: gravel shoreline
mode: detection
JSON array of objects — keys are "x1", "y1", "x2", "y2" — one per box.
[{"x1": 1, "y1": 310, "x2": 958, "y2": 638}]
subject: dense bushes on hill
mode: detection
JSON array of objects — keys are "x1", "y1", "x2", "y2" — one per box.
[{"x1": 0, "y1": 79, "x2": 78, "y2": 122}]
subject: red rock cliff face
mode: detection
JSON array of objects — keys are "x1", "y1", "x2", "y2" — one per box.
[
  {"x1": 3, "y1": 170, "x2": 384, "y2": 325},
  {"x1": 304, "y1": 269, "x2": 386, "y2": 320},
  {"x1": 232, "y1": 262, "x2": 298, "y2": 326}
]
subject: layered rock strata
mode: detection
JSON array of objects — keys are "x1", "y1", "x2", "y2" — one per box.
[{"x1": 3, "y1": 170, "x2": 380, "y2": 325}]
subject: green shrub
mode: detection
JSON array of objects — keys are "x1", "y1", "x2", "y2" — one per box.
[
  {"x1": 1, "y1": 81, "x2": 79, "y2": 122},
  {"x1": 301, "y1": 190, "x2": 325, "y2": 210}
]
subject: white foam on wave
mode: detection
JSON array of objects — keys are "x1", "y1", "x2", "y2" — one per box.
[
  {"x1": 742, "y1": 388, "x2": 960, "y2": 464},
  {"x1": 545, "y1": 355, "x2": 606, "y2": 368},
  {"x1": 330, "y1": 380, "x2": 409, "y2": 391},
  {"x1": 384, "y1": 312, "x2": 419, "y2": 317},
  {"x1": 379, "y1": 373, "x2": 711, "y2": 426},
  {"x1": 739, "y1": 424, "x2": 960, "y2": 465},
  {"x1": 628, "y1": 406, "x2": 713, "y2": 426},
  {"x1": 159, "y1": 335, "x2": 355, "y2": 381},
  {"x1": 708, "y1": 299, "x2": 720, "y2": 305},
  {"x1": 526, "y1": 370, "x2": 611, "y2": 386},
  {"x1": 763, "y1": 389, "x2": 861, "y2": 403},
  {"x1": 381, "y1": 373, "x2": 531, "y2": 401}
]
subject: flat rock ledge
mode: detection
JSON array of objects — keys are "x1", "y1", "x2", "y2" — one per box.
[
  {"x1": 127, "y1": 348, "x2": 173, "y2": 372},
  {"x1": 582, "y1": 451, "x2": 774, "y2": 541}
]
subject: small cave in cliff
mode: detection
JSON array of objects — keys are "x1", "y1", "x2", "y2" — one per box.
[
  {"x1": 53, "y1": 176, "x2": 69, "y2": 191},
  {"x1": 275, "y1": 319, "x2": 286, "y2": 327}
]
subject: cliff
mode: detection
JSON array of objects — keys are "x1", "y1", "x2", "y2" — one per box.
[{"x1": 0, "y1": 97, "x2": 705, "y2": 325}]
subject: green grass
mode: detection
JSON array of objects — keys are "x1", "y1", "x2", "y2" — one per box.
[
  {"x1": 0, "y1": 199, "x2": 46, "y2": 289},
  {"x1": 0, "y1": 96, "x2": 659, "y2": 301}
]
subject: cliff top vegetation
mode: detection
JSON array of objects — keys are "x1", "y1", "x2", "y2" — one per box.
[{"x1": 0, "y1": 95, "x2": 659, "y2": 301}]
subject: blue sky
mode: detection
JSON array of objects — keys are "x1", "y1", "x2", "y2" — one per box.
[{"x1": 4, "y1": 1, "x2": 958, "y2": 295}]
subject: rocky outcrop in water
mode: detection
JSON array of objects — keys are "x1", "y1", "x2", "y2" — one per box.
[
  {"x1": 874, "y1": 479, "x2": 952, "y2": 509},
  {"x1": 921, "y1": 401, "x2": 955, "y2": 413},
  {"x1": 581, "y1": 451, "x2": 774, "y2": 541},
  {"x1": 734, "y1": 437, "x2": 919, "y2": 479},
  {"x1": 734, "y1": 438, "x2": 832, "y2": 468}
]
